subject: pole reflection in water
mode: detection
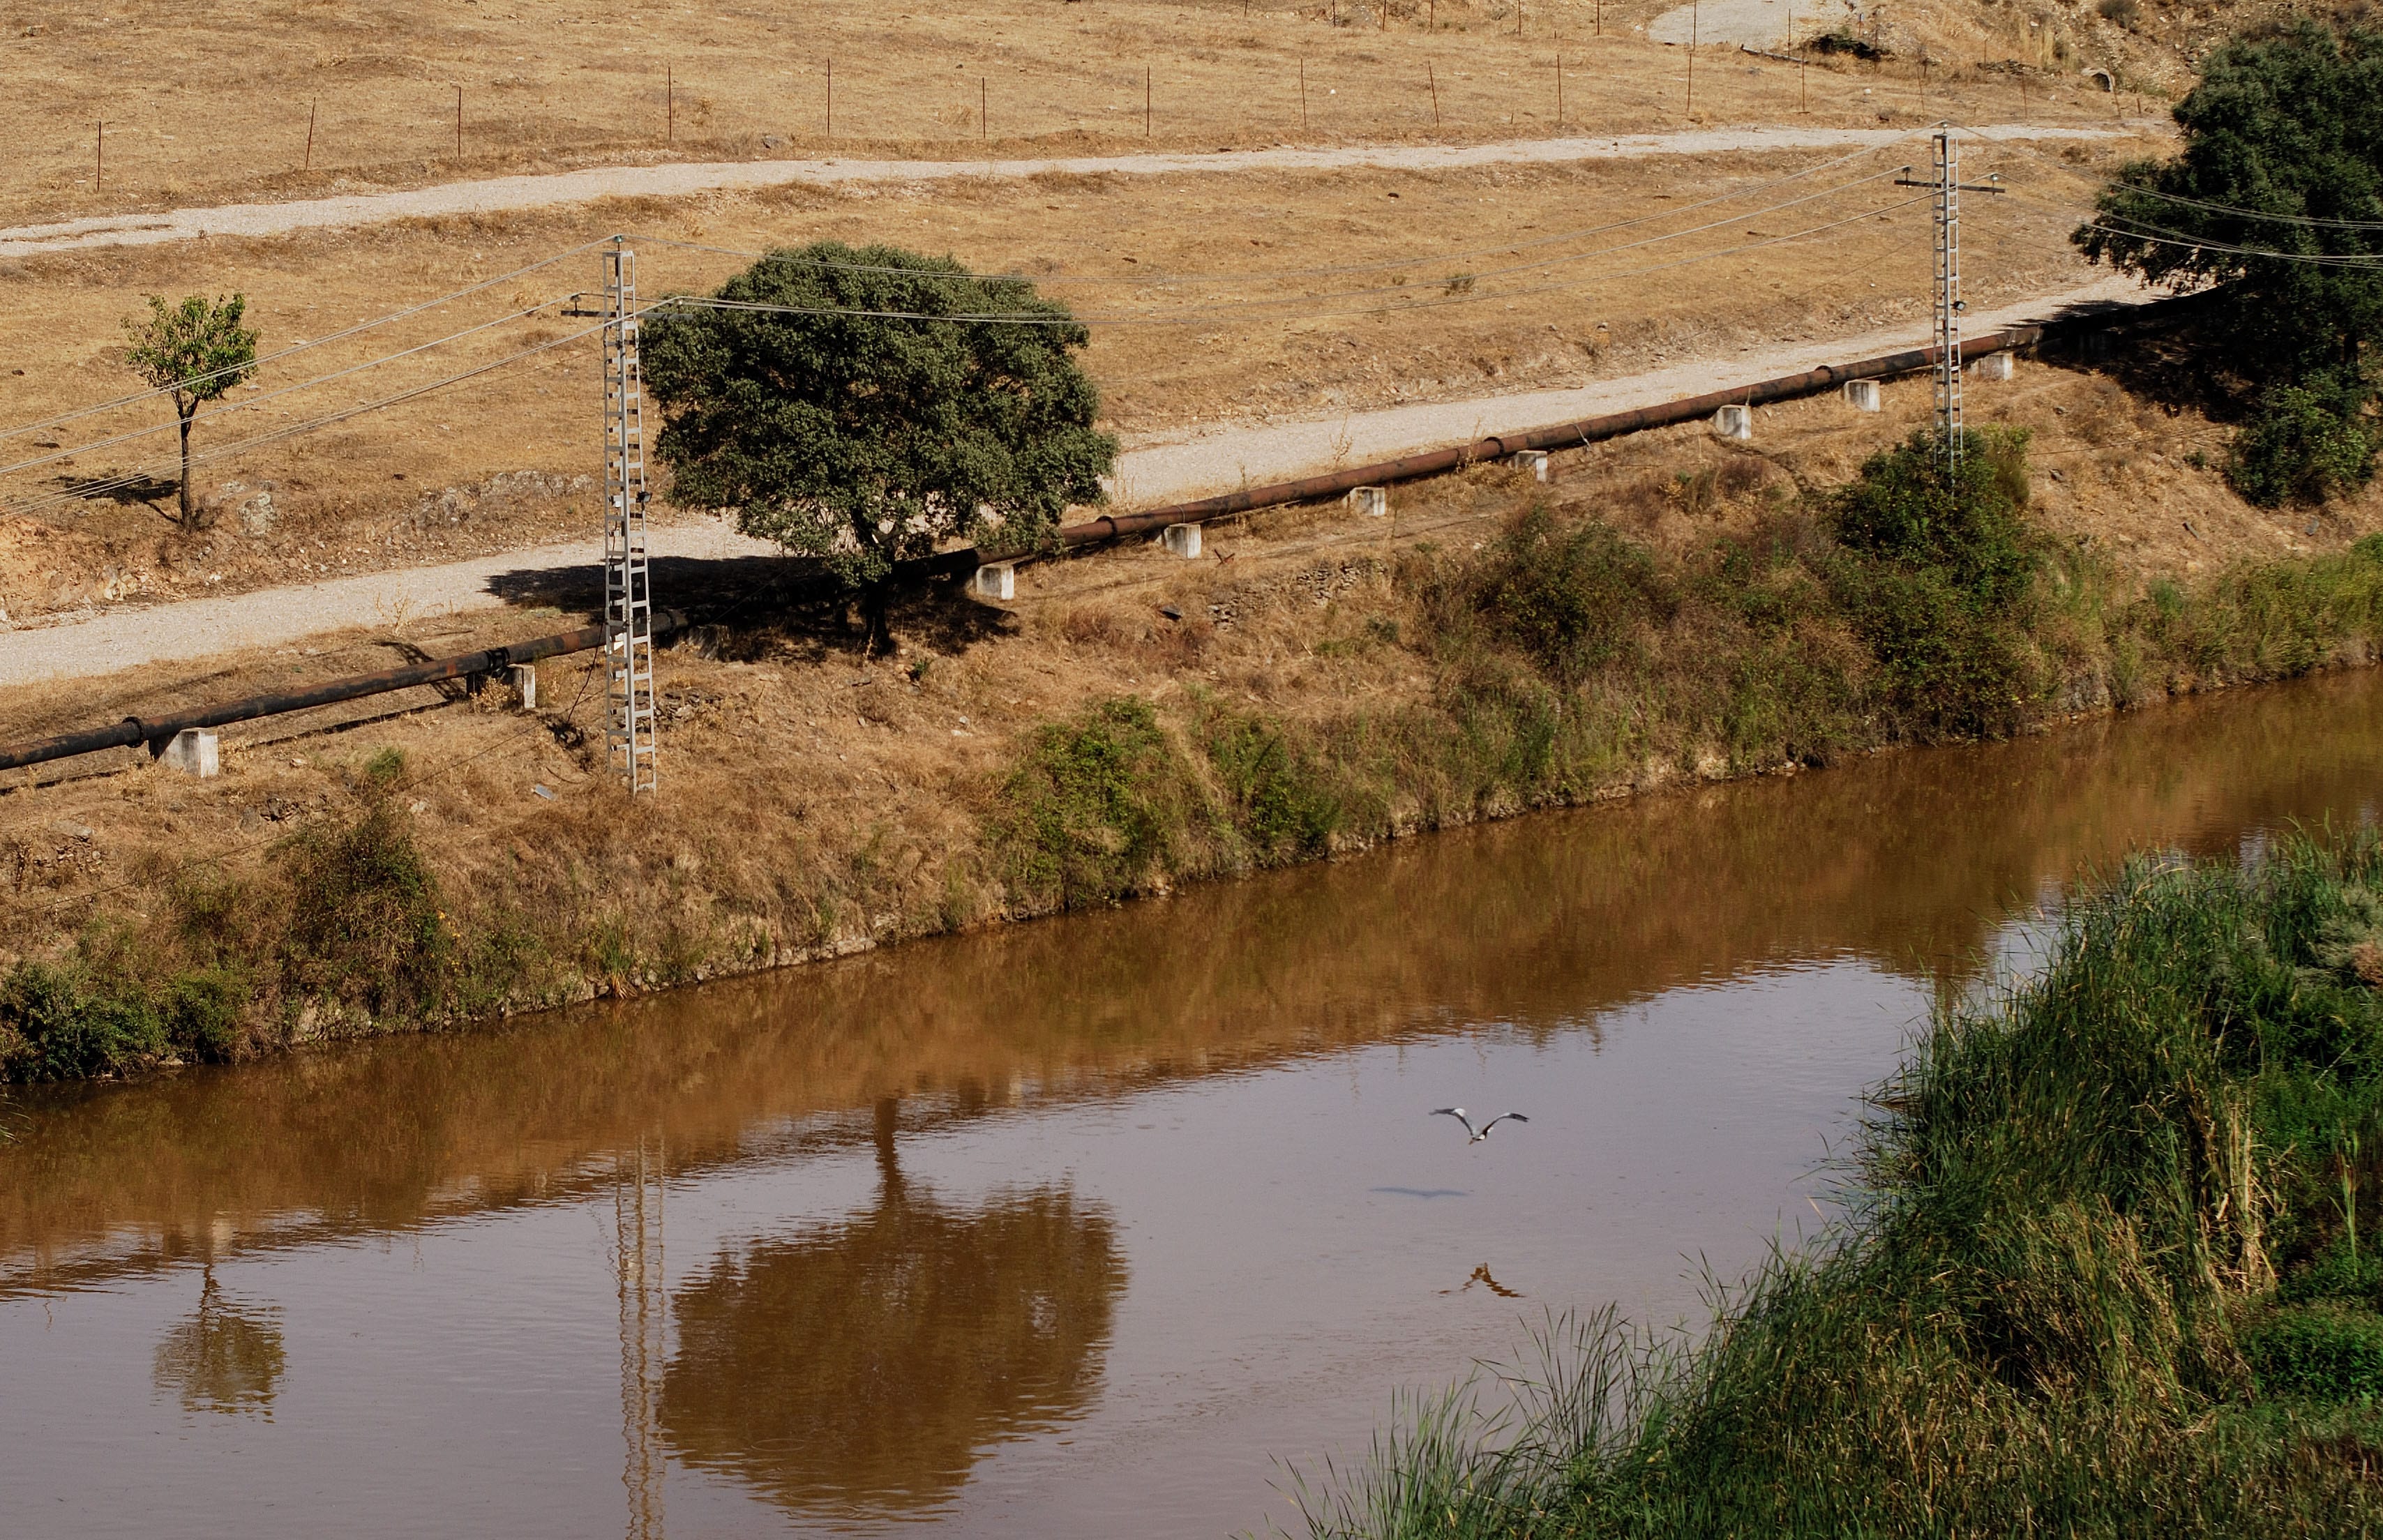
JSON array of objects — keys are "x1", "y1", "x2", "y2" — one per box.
[
  {"x1": 657, "y1": 1099, "x2": 1124, "y2": 1523},
  {"x1": 3, "y1": 669, "x2": 2383, "y2": 1538},
  {"x1": 617, "y1": 1137, "x2": 667, "y2": 1540}
]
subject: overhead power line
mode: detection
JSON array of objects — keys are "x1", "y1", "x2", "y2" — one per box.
[
  {"x1": 3, "y1": 322, "x2": 601, "y2": 520},
  {"x1": 0, "y1": 237, "x2": 617, "y2": 448},
  {"x1": 0, "y1": 291, "x2": 580, "y2": 485}
]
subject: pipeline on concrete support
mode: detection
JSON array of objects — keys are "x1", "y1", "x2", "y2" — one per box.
[
  {"x1": 0, "y1": 291, "x2": 2204, "y2": 778},
  {"x1": 0, "y1": 613, "x2": 685, "y2": 776}
]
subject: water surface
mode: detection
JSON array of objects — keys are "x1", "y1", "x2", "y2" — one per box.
[{"x1": 6, "y1": 672, "x2": 2383, "y2": 1538}]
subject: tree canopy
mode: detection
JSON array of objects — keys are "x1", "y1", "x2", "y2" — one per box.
[
  {"x1": 121, "y1": 293, "x2": 259, "y2": 530},
  {"x1": 2075, "y1": 22, "x2": 2383, "y2": 379},
  {"x1": 641, "y1": 242, "x2": 1116, "y2": 644}
]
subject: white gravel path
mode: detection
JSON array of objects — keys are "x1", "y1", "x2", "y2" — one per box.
[
  {"x1": 0, "y1": 123, "x2": 2120, "y2": 257},
  {"x1": 1110, "y1": 273, "x2": 2144, "y2": 504},
  {"x1": 0, "y1": 272, "x2": 2149, "y2": 690},
  {"x1": 1647, "y1": 0, "x2": 1855, "y2": 47}
]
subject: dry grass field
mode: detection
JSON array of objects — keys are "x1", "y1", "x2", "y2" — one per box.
[
  {"x1": 9, "y1": 0, "x2": 2170, "y2": 225},
  {"x1": 0, "y1": 128, "x2": 2147, "y2": 626},
  {"x1": 0, "y1": 352, "x2": 2360, "y2": 934}
]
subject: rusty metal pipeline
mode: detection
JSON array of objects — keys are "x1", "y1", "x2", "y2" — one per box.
[
  {"x1": 0, "y1": 292, "x2": 2197, "y2": 776},
  {"x1": 0, "y1": 612, "x2": 684, "y2": 773},
  {"x1": 1046, "y1": 326, "x2": 2048, "y2": 551}
]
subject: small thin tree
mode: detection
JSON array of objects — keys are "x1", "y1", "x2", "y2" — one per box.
[
  {"x1": 122, "y1": 293, "x2": 260, "y2": 530},
  {"x1": 642, "y1": 243, "x2": 1117, "y2": 654}
]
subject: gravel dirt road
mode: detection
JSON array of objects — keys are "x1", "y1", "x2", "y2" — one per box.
[
  {"x1": 0, "y1": 123, "x2": 2125, "y2": 256},
  {"x1": 0, "y1": 272, "x2": 2148, "y2": 690}
]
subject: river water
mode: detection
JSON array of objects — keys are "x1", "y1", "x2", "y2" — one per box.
[{"x1": 5, "y1": 671, "x2": 2382, "y2": 1539}]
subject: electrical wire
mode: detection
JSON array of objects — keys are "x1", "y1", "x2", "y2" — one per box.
[
  {"x1": 0, "y1": 291, "x2": 584, "y2": 485},
  {"x1": 665, "y1": 194, "x2": 1936, "y2": 329},
  {"x1": 3, "y1": 322, "x2": 603, "y2": 519},
  {"x1": 0, "y1": 237, "x2": 618, "y2": 448},
  {"x1": 0, "y1": 150, "x2": 1919, "y2": 471},
  {"x1": 2, "y1": 188, "x2": 1932, "y2": 521},
  {"x1": 652, "y1": 170, "x2": 1918, "y2": 328},
  {"x1": 1955, "y1": 125, "x2": 2383, "y2": 232},
  {"x1": 0, "y1": 158, "x2": 1939, "y2": 516}
]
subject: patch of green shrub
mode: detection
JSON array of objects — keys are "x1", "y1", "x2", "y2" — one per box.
[
  {"x1": 162, "y1": 967, "x2": 248, "y2": 1062},
  {"x1": 2231, "y1": 382, "x2": 2379, "y2": 508},
  {"x1": 1464, "y1": 504, "x2": 1674, "y2": 683},
  {"x1": 1831, "y1": 557, "x2": 2043, "y2": 739},
  {"x1": 993, "y1": 696, "x2": 1209, "y2": 910},
  {"x1": 0, "y1": 959, "x2": 164, "y2": 1082},
  {"x1": 276, "y1": 801, "x2": 451, "y2": 1017},
  {"x1": 1833, "y1": 426, "x2": 2038, "y2": 607},
  {"x1": 1203, "y1": 710, "x2": 1344, "y2": 862}
]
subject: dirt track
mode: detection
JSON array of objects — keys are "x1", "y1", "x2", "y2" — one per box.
[
  {"x1": 0, "y1": 271, "x2": 2149, "y2": 690},
  {"x1": 0, "y1": 122, "x2": 2128, "y2": 256}
]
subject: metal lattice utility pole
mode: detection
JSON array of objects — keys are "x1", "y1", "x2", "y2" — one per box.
[
  {"x1": 1897, "y1": 126, "x2": 2002, "y2": 471},
  {"x1": 1932, "y1": 124, "x2": 1962, "y2": 467},
  {"x1": 602, "y1": 239, "x2": 658, "y2": 793}
]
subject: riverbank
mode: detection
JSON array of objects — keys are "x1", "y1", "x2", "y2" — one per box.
[
  {"x1": 1299, "y1": 829, "x2": 2383, "y2": 1536},
  {"x1": 5, "y1": 358, "x2": 2382, "y2": 1084}
]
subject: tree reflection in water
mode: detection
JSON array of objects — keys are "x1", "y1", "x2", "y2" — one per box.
[
  {"x1": 658, "y1": 1099, "x2": 1126, "y2": 1518},
  {"x1": 151, "y1": 1269, "x2": 285, "y2": 1418}
]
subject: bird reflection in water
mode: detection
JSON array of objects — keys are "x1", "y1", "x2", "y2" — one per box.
[
  {"x1": 657, "y1": 1096, "x2": 1126, "y2": 1521},
  {"x1": 1442, "y1": 1262, "x2": 1523, "y2": 1299},
  {"x1": 151, "y1": 1268, "x2": 285, "y2": 1418}
]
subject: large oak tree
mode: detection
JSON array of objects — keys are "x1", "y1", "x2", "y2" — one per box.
[{"x1": 642, "y1": 243, "x2": 1117, "y2": 651}]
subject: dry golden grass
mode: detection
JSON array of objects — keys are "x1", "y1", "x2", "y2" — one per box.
[
  {"x1": 1, "y1": 353, "x2": 2370, "y2": 996},
  {"x1": 10, "y1": 0, "x2": 2161, "y2": 224},
  {"x1": 0, "y1": 130, "x2": 2145, "y2": 623}
]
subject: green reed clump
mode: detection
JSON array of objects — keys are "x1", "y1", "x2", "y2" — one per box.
[
  {"x1": 1291, "y1": 834, "x2": 2383, "y2": 1539},
  {"x1": 0, "y1": 794, "x2": 527, "y2": 1083},
  {"x1": 0, "y1": 923, "x2": 248, "y2": 1082},
  {"x1": 991, "y1": 695, "x2": 1213, "y2": 910}
]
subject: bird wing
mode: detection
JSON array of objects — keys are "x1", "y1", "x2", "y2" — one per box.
[
  {"x1": 1431, "y1": 1108, "x2": 1475, "y2": 1136},
  {"x1": 1480, "y1": 1113, "x2": 1530, "y2": 1133}
]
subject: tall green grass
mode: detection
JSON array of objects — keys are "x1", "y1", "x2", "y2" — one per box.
[{"x1": 1288, "y1": 836, "x2": 2383, "y2": 1539}]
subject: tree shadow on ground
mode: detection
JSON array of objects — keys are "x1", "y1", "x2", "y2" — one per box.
[
  {"x1": 50, "y1": 473, "x2": 180, "y2": 509},
  {"x1": 2028, "y1": 290, "x2": 2237, "y2": 421},
  {"x1": 481, "y1": 552, "x2": 1017, "y2": 663}
]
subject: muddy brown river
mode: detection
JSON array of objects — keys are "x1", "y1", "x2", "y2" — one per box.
[{"x1": 6, "y1": 671, "x2": 2383, "y2": 1538}]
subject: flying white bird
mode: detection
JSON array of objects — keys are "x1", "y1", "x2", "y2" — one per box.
[{"x1": 1432, "y1": 1108, "x2": 1529, "y2": 1144}]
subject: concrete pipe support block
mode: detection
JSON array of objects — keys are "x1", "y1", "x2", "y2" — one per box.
[
  {"x1": 160, "y1": 728, "x2": 219, "y2": 778},
  {"x1": 1843, "y1": 379, "x2": 1882, "y2": 412},
  {"x1": 1348, "y1": 486, "x2": 1388, "y2": 518},
  {"x1": 1969, "y1": 352, "x2": 2015, "y2": 381},
  {"x1": 1514, "y1": 450, "x2": 1550, "y2": 482},
  {"x1": 971, "y1": 561, "x2": 1016, "y2": 601},
  {"x1": 1713, "y1": 404, "x2": 1753, "y2": 440},
  {"x1": 1162, "y1": 522, "x2": 1203, "y2": 558},
  {"x1": 509, "y1": 663, "x2": 540, "y2": 710}
]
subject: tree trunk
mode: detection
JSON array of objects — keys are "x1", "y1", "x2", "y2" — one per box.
[
  {"x1": 176, "y1": 398, "x2": 197, "y2": 530},
  {"x1": 863, "y1": 580, "x2": 895, "y2": 658}
]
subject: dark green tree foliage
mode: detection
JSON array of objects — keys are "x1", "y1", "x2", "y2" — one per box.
[
  {"x1": 1832, "y1": 426, "x2": 2036, "y2": 605},
  {"x1": 2073, "y1": 23, "x2": 2383, "y2": 501},
  {"x1": 642, "y1": 243, "x2": 1117, "y2": 649},
  {"x1": 2232, "y1": 379, "x2": 2380, "y2": 506},
  {"x1": 2075, "y1": 22, "x2": 2383, "y2": 379}
]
